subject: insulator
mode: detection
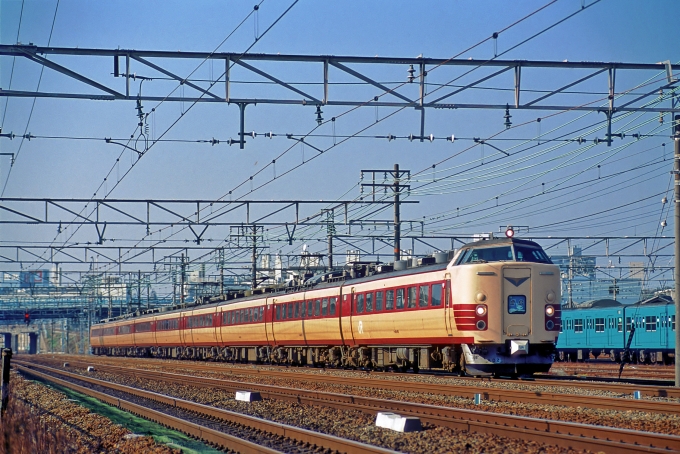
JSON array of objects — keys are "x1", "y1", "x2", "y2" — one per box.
[
  {"x1": 662, "y1": 197, "x2": 668, "y2": 204},
  {"x1": 504, "y1": 104, "x2": 512, "y2": 129},
  {"x1": 315, "y1": 106, "x2": 323, "y2": 125},
  {"x1": 408, "y1": 134, "x2": 414, "y2": 141},
  {"x1": 429, "y1": 134, "x2": 434, "y2": 142},
  {"x1": 407, "y1": 64, "x2": 415, "y2": 83},
  {"x1": 446, "y1": 135, "x2": 455, "y2": 142},
  {"x1": 387, "y1": 134, "x2": 396, "y2": 141}
]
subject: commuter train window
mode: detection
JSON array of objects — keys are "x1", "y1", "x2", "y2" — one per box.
[
  {"x1": 407, "y1": 287, "x2": 417, "y2": 308},
  {"x1": 366, "y1": 293, "x2": 373, "y2": 312},
  {"x1": 514, "y1": 245, "x2": 552, "y2": 264},
  {"x1": 260, "y1": 307, "x2": 264, "y2": 321},
  {"x1": 645, "y1": 316, "x2": 657, "y2": 332},
  {"x1": 375, "y1": 291, "x2": 383, "y2": 311},
  {"x1": 672, "y1": 315, "x2": 676, "y2": 331},
  {"x1": 418, "y1": 285, "x2": 429, "y2": 308},
  {"x1": 287, "y1": 303, "x2": 293, "y2": 319},
  {"x1": 386, "y1": 290, "x2": 395, "y2": 310},
  {"x1": 574, "y1": 319, "x2": 583, "y2": 333},
  {"x1": 356, "y1": 294, "x2": 364, "y2": 314},
  {"x1": 329, "y1": 297, "x2": 337, "y2": 315},
  {"x1": 275, "y1": 305, "x2": 281, "y2": 321},
  {"x1": 307, "y1": 301, "x2": 313, "y2": 317},
  {"x1": 119, "y1": 325, "x2": 132, "y2": 334},
  {"x1": 322, "y1": 298, "x2": 329, "y2": 316},
  {"x1": 251, "y1": 309, "x2": 256, "y2": 323},
  {"x1": 396, "y1": 289, "x2": 405, "y2": 309},
  {"x1": 507, "y1": 295, "x2": 526, "y2": 314},
  {"x1": 315, "y1": 299, "x2": 321, "y2": 316},
  {"x1": 626, "y1": 317, "x2": 631, "y2": 331},
  {"x1": 294, "y1": 302, "x2": 299, "y2": 319},
  {"x1": 595, "y1": 318, "x2": 604, "y2": 333},
  {"x1": 431, "y1": 284, "x2": 442, "y2": 307}
]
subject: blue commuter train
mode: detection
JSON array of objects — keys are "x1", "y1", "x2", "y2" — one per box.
[{"x1": 556, "y1": 296, "x2": 675, "y2": 364}]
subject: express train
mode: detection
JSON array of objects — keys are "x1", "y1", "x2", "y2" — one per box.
[
  {"x1": 91, "y1": 237, "x2": 562, "y2": 376},
  {"x1": 556, "y1": 296, "x2": 675, "y2": 364}
]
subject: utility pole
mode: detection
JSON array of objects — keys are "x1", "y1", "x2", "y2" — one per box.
[
  {"x1": 252, "y1": 225, "x2": 257, "y2": 289},
  {"x1": 360, "y1": 164, "x2": 410, "y2": 263},
  {"x1": 180, "y1": 253, "x2": 186, "y2": 307},
  {"x1": 325, "y1": 210, "x2": 335, "y2": 270},
  {"x1": 674, "y1": 115, "x2": 680, "y2": 387},
  {"x1": 137, "y1": 270, "x2": 141, "y2": 312},
  {"x1": 230, "y1": 225, "x2": 264, "y2": 290}
]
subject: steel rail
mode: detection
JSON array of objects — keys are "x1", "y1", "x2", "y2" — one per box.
[
  {"x1": 18, "y1": 360, "x2": 680, "y2": 453},
  {"x1": 58, "y1": 356, "x2": 680, "y2": 408},
  {"x1": 73, "y1": 361, "x2": 680, "y2": 415},
  {"x1": 16, "y1": 363, "x2": 395, "y2": 454}
]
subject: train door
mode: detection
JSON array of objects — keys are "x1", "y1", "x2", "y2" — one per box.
[
  {"x1": 585, "y1": 317, "x2": 593, "y2": 345},
  {"x1": 269, "y1": 298, "x2": 278, "y2": 345},
  {"x1": 444, "y1": 273, "x2": 455, "y2": 336},
  {"x1": 502, "y1": 267, "x2": 532, "y2": 336},
  {"x1": 660, "y1": 308, "x2": 668, "y2": 347}
]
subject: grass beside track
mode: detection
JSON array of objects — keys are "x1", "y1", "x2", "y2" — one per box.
[{"x1": 33, "y1": 377, "x2": 223, "y2": 454}]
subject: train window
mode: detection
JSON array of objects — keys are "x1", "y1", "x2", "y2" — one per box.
[
  {"x1": 396, "y1": 289, "x2": 404, "y2": 309},
  {"x1": 315, "y1": 299, "x2": 321, "y2": 316},
  {"x1": 276, "y1": 305, "x2": 281, "y2": 321},
  {"x1": 431, "y1": 284, "x2": 442, "y2": 306},
  {"x1": 307, "y1": 301, "x2": 313, "y2": 317},
  {"x1": 464, "y1": 246, "x2": 512, "y2": 263},
  {"x1": 366, "y1": 293, "x2": 373, "y2": 312},
  {"x1": 287, "y1": 303, "x2": 294, "y2": 319},
  {"x1": 574, "y1": 319, "x2": 583, "y2": 333},
  {"x1": 260, "y1": 306, "x2": 264, "y2": 321},
  {"x1": 513, "y1": 245, "x2": 552, "y2": 264},
  {"x1": 418, "y1": 285, "x2": 429, "y2": 308},
  {"x1": 407, "y1": 287, "x2": 417, "y2": 308},
  {"x1": 595, "y1": 318, "x2": 604, "y2": 332},
  {"x1": 294, "y1": 302, "x2": 300, "y2": 318},
  {"x1": 375, "y1": 291, "x2": 383, "y2": 311},
  {"x1": 455, "y1": 248, "x2": 471, "y2": 265},
  {"x1": 386, "y1": 290, "x2": 395, "y2": 310},
  {"x1": 250, "y1": 309, "x2": 255, "y2": 323},
  {"x1": 672, "y1": 315, "x2": 676, "y2": 331},
  {"x1": 645, "y1": 316, "x2": 657, "y2": 332},
  {"x1": 330, "y1": 297, "x2": 337, "y2": 315},
  {"x1": 322, "y1": 298, "x2": 329, "y2": 316},
  {"x1": 508, "y1": 295, "x2": 526, "y2": 314},
  {"x1": 356, "y1": 294, "x2": 364, "y2": 313}
]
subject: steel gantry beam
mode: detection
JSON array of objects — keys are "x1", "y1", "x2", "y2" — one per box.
[{"x1": 1, "y1": 46, "x2": 678, "y2": 115}]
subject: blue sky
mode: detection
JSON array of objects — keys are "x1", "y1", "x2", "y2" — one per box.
[{"x1": 1, "y1": 0, "x2": 678, "y2": 287}]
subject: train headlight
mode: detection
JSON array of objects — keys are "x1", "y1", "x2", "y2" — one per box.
[
  {"x1": 476, "y1": 304, "x2": 487, "y2": 316},
  {"x1": 545, "y1": 305, "x2": 555, "y2": 316}
]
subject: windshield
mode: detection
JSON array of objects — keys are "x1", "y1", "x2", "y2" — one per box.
[
  {"x1": 514, "y1": 245, "x2": 552, "y2": 263},
  {"x1": 459, "y1": 246, "x2": 513, "y2": 264},
  {"x1": 455, "y1": 243, "x2": 553, "y2": 264}
]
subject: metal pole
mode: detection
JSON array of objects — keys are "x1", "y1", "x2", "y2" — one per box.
[
  {"x1": 674, "y1": 115, "x2": 680, "y2": 387},
  {"x1": 328, "y1": 233, "x2": 333, "y2": 271},
  {"x1": 1, "y1": 348, "x2": 11, "y2": 419},
  {"x1": 137, "y1": 270, "x2": 141, "y2": 312},
  {"x1": 180, "y1": 254, "x2": 185, "y2": 307},
  {"x1": 251, "y1": 225, "x2": 257, "y2": 289},
  {"x1": 394, "y1": 163, "x2": 401, "y2": 263}
]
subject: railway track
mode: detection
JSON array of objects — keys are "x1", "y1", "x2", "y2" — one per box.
[
  {"x1": 44, "y1": 355, "x2": 680, "y2": 403},
  {"x1": 15, "y1": 362, "x2": 394, "y2": 454},
  {"x1": 16, "y1": 359, "x2": 680, "y2": 453}
]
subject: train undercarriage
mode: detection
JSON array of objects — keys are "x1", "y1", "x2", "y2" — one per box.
[
  {"x1": 91, "y1": 342, "x2": 555, "y2": 376},
  {"x1": 556, "y1": 349, "x2": 675, "y2": 365}
]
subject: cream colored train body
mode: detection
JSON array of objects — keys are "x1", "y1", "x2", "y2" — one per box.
[{"x1": 91, "y1": 238, "x2": 561, "y2": 376}]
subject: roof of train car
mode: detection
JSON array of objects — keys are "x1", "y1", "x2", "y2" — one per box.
[{"x1": 458, "y1": 237, "x2": 543, "y2": 249}]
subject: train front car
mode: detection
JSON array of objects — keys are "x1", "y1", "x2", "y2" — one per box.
[{"x1": 448, "y1": 238, "x2": 561, "y2": 376}]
